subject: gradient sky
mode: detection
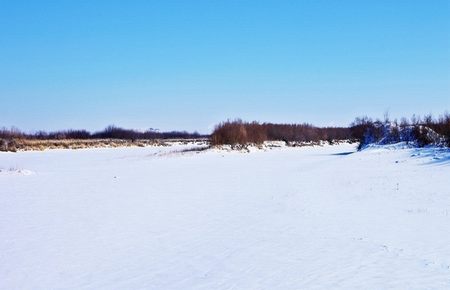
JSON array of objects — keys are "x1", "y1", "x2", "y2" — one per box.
[{"x1": 1, "y1": 0, "x2": 449, "y2": 133}]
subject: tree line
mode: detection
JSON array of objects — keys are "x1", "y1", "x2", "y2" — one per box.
[
  {"x1": 2, "y1": 112, "x2": 449, "y2": 147},
  {"x1": 211, "y1": 120, "x2": 352, "y2": 145},
  {"x1": 0, "y1": 125, "x2": 206, "y2": 141},
  {"x1": 211, "y1": 112, "x2": 450, "y2": 147}
]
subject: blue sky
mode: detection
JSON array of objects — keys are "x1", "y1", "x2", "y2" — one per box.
[{"x1": 1, "y1": 0, "x2": 449, "y2": 133}]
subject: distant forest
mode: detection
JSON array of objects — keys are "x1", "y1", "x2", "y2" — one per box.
[
  {"x1": 0, "y1": 125, "x2": 206, "y2": 140},
  {"x1": 1, "y1": 112, "x2": 450, "y2": 148}
]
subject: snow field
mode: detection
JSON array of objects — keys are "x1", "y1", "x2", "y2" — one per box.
[{"x1": 0, "y1": 143, "x2": 449, "y2": 289}]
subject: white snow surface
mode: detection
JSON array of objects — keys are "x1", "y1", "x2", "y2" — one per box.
[{"x1": 1, "y1": 143, "x2": 449, "y2": 289}]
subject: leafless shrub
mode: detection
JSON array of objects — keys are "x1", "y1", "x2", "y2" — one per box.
[
  {"x1": 351, "y1": 112, "x2": 450, "y2": 148},
  {"x1": 211, "y1": 120, "x2": 351, "y2": 145}
]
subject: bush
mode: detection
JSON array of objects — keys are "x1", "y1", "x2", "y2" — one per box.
[
  {"x1": 351, "y1": 112, "x2": 450, "y2": 149},
  {"x1": 211, "y1": 120, "x2": 250, "y2": 145}
]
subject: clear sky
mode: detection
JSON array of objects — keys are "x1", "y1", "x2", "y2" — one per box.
[{"x1": 1, "y1": 0, "x2": 449, "y2": 133}]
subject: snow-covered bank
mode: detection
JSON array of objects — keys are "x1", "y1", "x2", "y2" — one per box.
[
  {"x1": 1, "y1": 144, "x2": 449, "y2": 289},
  {"x1": 0, "y1": 138, "x2": 209, "y2": 152}
]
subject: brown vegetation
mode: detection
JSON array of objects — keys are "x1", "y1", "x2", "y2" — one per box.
[
  {"x1": 211, "y1": 120, "x2": 352, "y2": 145},
  {"x1": 0, "y1": 126, "x2": 207, "y2": 152},
  {"x1": 0, "y1": 139, "x2": 164, "y2": 152}
]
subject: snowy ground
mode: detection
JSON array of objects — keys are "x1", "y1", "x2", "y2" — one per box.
[{"x1": 1, "y1": 143, "x2": 449, "y2": 289}]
